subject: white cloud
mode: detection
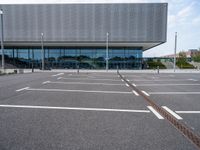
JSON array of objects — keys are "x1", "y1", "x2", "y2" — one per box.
[
  {"x1": 177, "y1": 4, "x2": 192, "y2": 17},
  {"x1": 168, "y1": 2, "x2": 194, "y2": 28}
]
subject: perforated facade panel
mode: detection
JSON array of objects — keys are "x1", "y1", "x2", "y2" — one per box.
[{"x1": 0, "y1": 3, "x2": 167, "y2": 50}]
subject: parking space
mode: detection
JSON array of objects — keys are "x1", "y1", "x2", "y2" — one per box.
[
  {"x1": 123, "y1": 72, "x2": 200, "y2": 138},
  {"x1": 4, "y1": 72, "x2": 148, "y2": 110},
  {"x1": 40, "y1": 81, "x2": 130, "y2": 92},
  {"x1": 0, "y1": 72, "x2": 200, "y2": 149},
  {"x1": 0, "y1": 106, "x2": 196, "y2": 150}
]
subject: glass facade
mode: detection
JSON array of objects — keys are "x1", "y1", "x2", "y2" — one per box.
[{"x1": 2, "y1": 48, "x2": 143, "y2": 69}]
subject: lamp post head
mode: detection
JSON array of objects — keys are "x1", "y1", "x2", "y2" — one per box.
[
  {"x1": 0, "y1": 9, "x2": 3, "y2": 15},
  {"x1": 41, "y1": 32, "x2": 44, "y2": 36}
]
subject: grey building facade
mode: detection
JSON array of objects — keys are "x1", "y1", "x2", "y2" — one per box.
[{"x1": 0, "y1": 3, "x2": 167, "y2": 69}]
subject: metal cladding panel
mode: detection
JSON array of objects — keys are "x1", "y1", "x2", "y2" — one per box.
[{"x1": 0, "y1": 3, "x2": 167, "y2": 44}]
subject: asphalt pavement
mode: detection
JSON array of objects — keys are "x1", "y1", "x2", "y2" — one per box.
[{"x1": 0, "y1": 71, "x2": 200, "y2": 149}]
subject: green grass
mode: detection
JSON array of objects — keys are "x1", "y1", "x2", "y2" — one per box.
[
  {"x1": 147, "y1": 61, "x2": 166, "y2": 69},
  {"x1": 176, "y1": 61, "x2": 195, "y2": 69}
]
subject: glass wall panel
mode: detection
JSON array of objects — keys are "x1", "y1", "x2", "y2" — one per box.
[{"x1": 4, "y1": 47, "x2": 142, "y2": 69}]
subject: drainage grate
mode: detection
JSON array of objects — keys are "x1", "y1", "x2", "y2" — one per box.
[{"x1": 118, "y1": 72, "x2": 200, "y2": 149}]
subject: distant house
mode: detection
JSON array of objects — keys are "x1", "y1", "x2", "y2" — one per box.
[{"x1": 163, "y1": 49, "x2": 199, "y2": 58}]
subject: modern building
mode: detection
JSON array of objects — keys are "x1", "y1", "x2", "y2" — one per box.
[{"x1": 0, "y1": 3, "x2": 167, "y2": 69}]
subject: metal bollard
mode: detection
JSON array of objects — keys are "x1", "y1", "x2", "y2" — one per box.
[
  {"x1": 77, "y1": 65, "x2": 79, "y2": 74},
  {"x1": 32, "y1": 61, "x2": 34, "y2": 73},
  {"x1": 157, "y1": 66, "x2": 159, "y2": 74}
]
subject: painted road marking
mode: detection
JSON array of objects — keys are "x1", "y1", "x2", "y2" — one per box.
[
  {"x1": 176, "y1": 111, "x2": 200, "y2": 114},
  {"x1": 149, "y1": 92, "x2": 200, "y2": 95},
  {"x1": 188, "y1": 79, "x2": 198, "y2": 81},
  {"x1": 136, "y1": 84, "x2": 200, "y2": 86},
  {"x1": 60, "y1": 77, "x2": 120, "y2": 82},
  {"x1": 48, "y1": 81, "x2": 124, "y2": 86},
  {"x1": 127, "y1": 79, "x2": 130, "y2": 81},
  {"x1": 52, "y1": 73, "x2": 64, "y2": 77},
  {"x1": 132, "y1": 83, "x2": 137, "y2": 87},
  {"x1": 141, "y1": 90, "x2": 150, "y2": 96},
  {"x1": 147, "y1": 106, "x2": 164, "y2": 119},
  {"x1": 132, "y1": 90, "x2": 139, "y2": 96},
  {"x1": 42, "y1": 81, "x2": 50, "y2": 84},
  {"x1": 125, "y1": 83, "x2": 129, "y2": 87},
  {"x1": 130, "y1": 79, "x2": 193, "y2": 81},
  {"x1": 90, "y1": 74, "x2": 117, "y2": 77},
  {"x1": 121, "y1": 79, "x2": 124, "y2": 82},
  {"x1": 162, "y1": 106, "x2": 183, "y2": 120},
  {"x1": 16, "y1": 87, "x2": 29, "y2": 92},
  {"x1": 26, "y1": 88, "x2": 133, "y2": 94},
  {"x1": 57, "y1": 77, "x2": 62, "y2": 80},
  {"x1": 0, "y1": 105, "x2": 150, "y2": 113}
]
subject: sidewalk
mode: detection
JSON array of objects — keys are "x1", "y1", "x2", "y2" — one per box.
[{"x1": 21, "y1": 69, "x2": 200, "y2": 74}]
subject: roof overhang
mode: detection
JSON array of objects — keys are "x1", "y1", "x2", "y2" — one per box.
[{"x1": 4, "y1": 41, "x2": 163, "y2": 51}]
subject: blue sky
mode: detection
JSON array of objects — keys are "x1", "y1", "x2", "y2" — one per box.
[
  {"x1": 144, "y1": 0, "x2": 200, "y2": 57},
  {"x1": 1, "y1": 0, "x2": 200, "y2": 57}
]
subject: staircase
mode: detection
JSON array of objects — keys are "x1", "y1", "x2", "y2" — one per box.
[
  {"x1": 189, "y1": 61, "x2": 200, "y2": 69},
  {"x1": 162, "y1": 61, "x2": 179, "y2": 69}
]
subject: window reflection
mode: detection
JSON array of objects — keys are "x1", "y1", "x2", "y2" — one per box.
[{"x1": 3, "y1": 48, "x2": 142, "y2": 69}]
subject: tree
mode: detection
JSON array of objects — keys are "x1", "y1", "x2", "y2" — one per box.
[
  {"x1": 178, "y1": 51, "x2": 187, "y2": 62},
  {"x1": 192, "y1": 51, "x2": 200, "y2": 62}
]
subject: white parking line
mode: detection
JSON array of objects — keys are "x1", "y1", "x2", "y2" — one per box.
[
  {"x1": 132, "y1": 83, "x2": 137, "y2": 87},
  {"x1": 52, "y1": 73, "x2": 64, "y2": 77},
  {"x1": 60, "y1": 77, "x2": 120, "y2": 82},
  {"x1": 42, "y1": 81, "x2": 50, "y2": 84},
  {"x1": 131, "y1": 79, "x2": 192, "y2": 81},
  {"x1": 188, "y1": 79, "x2": 198, "y2": 81},
  {"x1": 141, "y1": 91, "x2": 150, "y2": 96},
  {"x1": 125, "y1": 83, "x2": 129, "y2": 87},
  {"x1": 162, "y1": 106, "x2": 182, "y2": 120},
  {"x1": 132, "y1": 90, "x2": 139, "y2": 96},
  {"x1": 16, "y1": 87, "x2": 29, "y2": 92},
  {"x1": 147, "y1": 106, "x2": 164, "y2": 119},
  {"x1": 136, "y1": 84, "x2": 200, "y2": 86},
  {"x1": 26, "y1": 88, "x2": 133, "y2": 94},
  {"x1": 0, "y1": 105, "x2": 150, "y2": 113},
  {"x1": 176, "y1": 111, "x2": 200, "y2": 114},
  {"x1": 57, "y1": 77, "x2": 62, "y2": 80},
  {"x1": 47, "y1": 81, "x2": 124, "y2": 86},
  {"x1": 121, "y1": 79, "x2": 124, "y2": 82},
  {"x1": 149, "y1": 92, "x2": 200, "y2": 95}
]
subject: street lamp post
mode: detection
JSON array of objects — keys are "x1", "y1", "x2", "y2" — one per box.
[
  {"x1": 106, "y1": 32, "x2": 109, "y2": 71},
  {"x1": 41, "y1": 32, "x2": 44, "y2": 70},
  {"x1": 173, "y1": 32, "x2": 177, "y2": 72},
  {"x1": 0, "y1": 9, "x2": 4, "y2": 70}
]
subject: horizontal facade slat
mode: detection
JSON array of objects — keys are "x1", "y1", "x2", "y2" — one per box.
[{"x1": 0, "y1": 3, "x2": 167, "y2": 46}]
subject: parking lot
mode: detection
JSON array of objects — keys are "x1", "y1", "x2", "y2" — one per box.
[{"x1": 0, "y1": 71, "x2": 200, "y2": 149}]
